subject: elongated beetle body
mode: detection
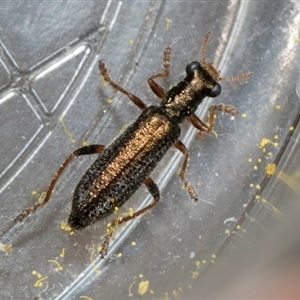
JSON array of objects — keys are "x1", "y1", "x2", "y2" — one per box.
[{"x1": 15, "y1": 32, "x2": 251, "y2": 257}]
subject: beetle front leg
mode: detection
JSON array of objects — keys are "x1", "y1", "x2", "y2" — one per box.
[
  {"x1": 99, "y1": 61, "x2": 147, "y2": 110},
  {"x1": 148, "y1": 46, "x2": 171, "y2": 99}
]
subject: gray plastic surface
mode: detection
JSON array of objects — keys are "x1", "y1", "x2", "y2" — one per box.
[{"x1": 1, "y1": 1, "x2": 300, "y2": 299}]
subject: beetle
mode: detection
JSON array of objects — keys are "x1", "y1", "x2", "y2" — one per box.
[{"x1": 15, "y1": 32, "x2": 251, "y2": 257}]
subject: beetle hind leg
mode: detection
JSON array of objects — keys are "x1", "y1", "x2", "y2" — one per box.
[
  {"x1": 100, "y1": 177, "x2": 159, "y2": 258},
  {"x1": 14, "y1": 145, "x2": 105, "y2": 222}
]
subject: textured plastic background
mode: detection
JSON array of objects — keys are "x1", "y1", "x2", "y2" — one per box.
[{"x1": 1, "y1": 2, "x2": 300, "y2": 299}]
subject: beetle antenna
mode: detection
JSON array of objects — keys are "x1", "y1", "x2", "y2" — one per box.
[{"x1": 201, "y1": 31, "x2": 211, "y2": 66}]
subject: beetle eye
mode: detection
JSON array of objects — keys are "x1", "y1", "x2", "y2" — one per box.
[
  {"x1": 209, "y1": 83, "x2": 221, "y2": 97},
  {"x1": 186, "y1": 61, "x2": 200, "y2": 74}
]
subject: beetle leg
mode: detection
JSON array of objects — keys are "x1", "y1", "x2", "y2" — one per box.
[
  {"x1": 99, "y1": 61, "x2": 147, "y2": 110},
  {"x1": 187, "y1": 104, "x2": 238, "y2": 136},
  {"x1": 148, "y1": 46, "x2": 171, "y2": 99},
  {"x1": 14, "y1": 145, "x2": 105, "y2": 222},
  {"x1": 100, "y1": 177, "x2": 159, "y2": 258},
  {"x1": 174, "y1": 140, "x2": 198, "y2": 201}
]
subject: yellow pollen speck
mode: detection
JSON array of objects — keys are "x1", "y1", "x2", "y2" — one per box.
[
  {"x1": 128, "y1": 208, "x2": 134, "y2": 217},
  {"x1": 241, "y1": 113, "x2": 247, "y2": 118},
  {"x1": 129, "y1": 39, "x2": 134, "y2": 45},
  {"x1": 60, "y1": 220, "x2": 74, "y2": 235},
  {"x1": 165, "y1": 18, "x2": 172, "y2": 30},
  {"x1": 275, "y1": 105, "x2": 281, "y2": 110},
  {"x1": 265, "y1": 163, "x2": 276, "y2": 177},
  {"x1": 248, "y1": 158, "x2": 252, "y2": 162},
  {"x1": 48, "y1": 260, "x2": 63, "y2": 271},
  {"x1": 79, "y1": 296, "x2": 93, "y2": 300},
  {"x1": 256, "y1": 185, "x2": 261, "y2": 190},
  {"x1": 172, "y1": 290, "x2": 179, "y2": 297},
  {"x1": 224, "y1": 229, "x2": 230, "y2": 236},
  {"x1": 259, "y1": 138, "x2": 269, "y2": 148},
  {"x1": 138, "y1": 280, "x2": 149, "y2": 296},
  {"x1": 128, "y1": 281, "x2": 136, "y2": 297},
  {"x1": 131, "y1": 241, "x2": 136, "y2": 246},
  {"x1": 33, "y1": 276, "x2": 49, "y2": 288},
  {"x1": 211, "y1": 129, "x2": 218, "y2": 139},
  {"x1": 37, "y1": 192, "x2": 46, "y2": 203},
  {"x1": 106, "y1": 223, "x2": 113, "y2": 234},
  {"x1": 60, "y1": 116, "x2": 76, "y2": 144},
  {"x1": 90, "y1": 244, "x2": 101, "y2": 274},
  {"x1": 253, "y1": 165, "x2": 258, "y2": 170},
  {"x1": 59, "y1": 248, "x2": 65, "y2": 258},
  {"x1": 259, "y1": 137, "x2": 277, "y2": 151}
]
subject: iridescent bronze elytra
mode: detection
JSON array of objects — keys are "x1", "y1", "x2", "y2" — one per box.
[{"x1": 15, "y1": 32, "x2": 251, "y2": 257}]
